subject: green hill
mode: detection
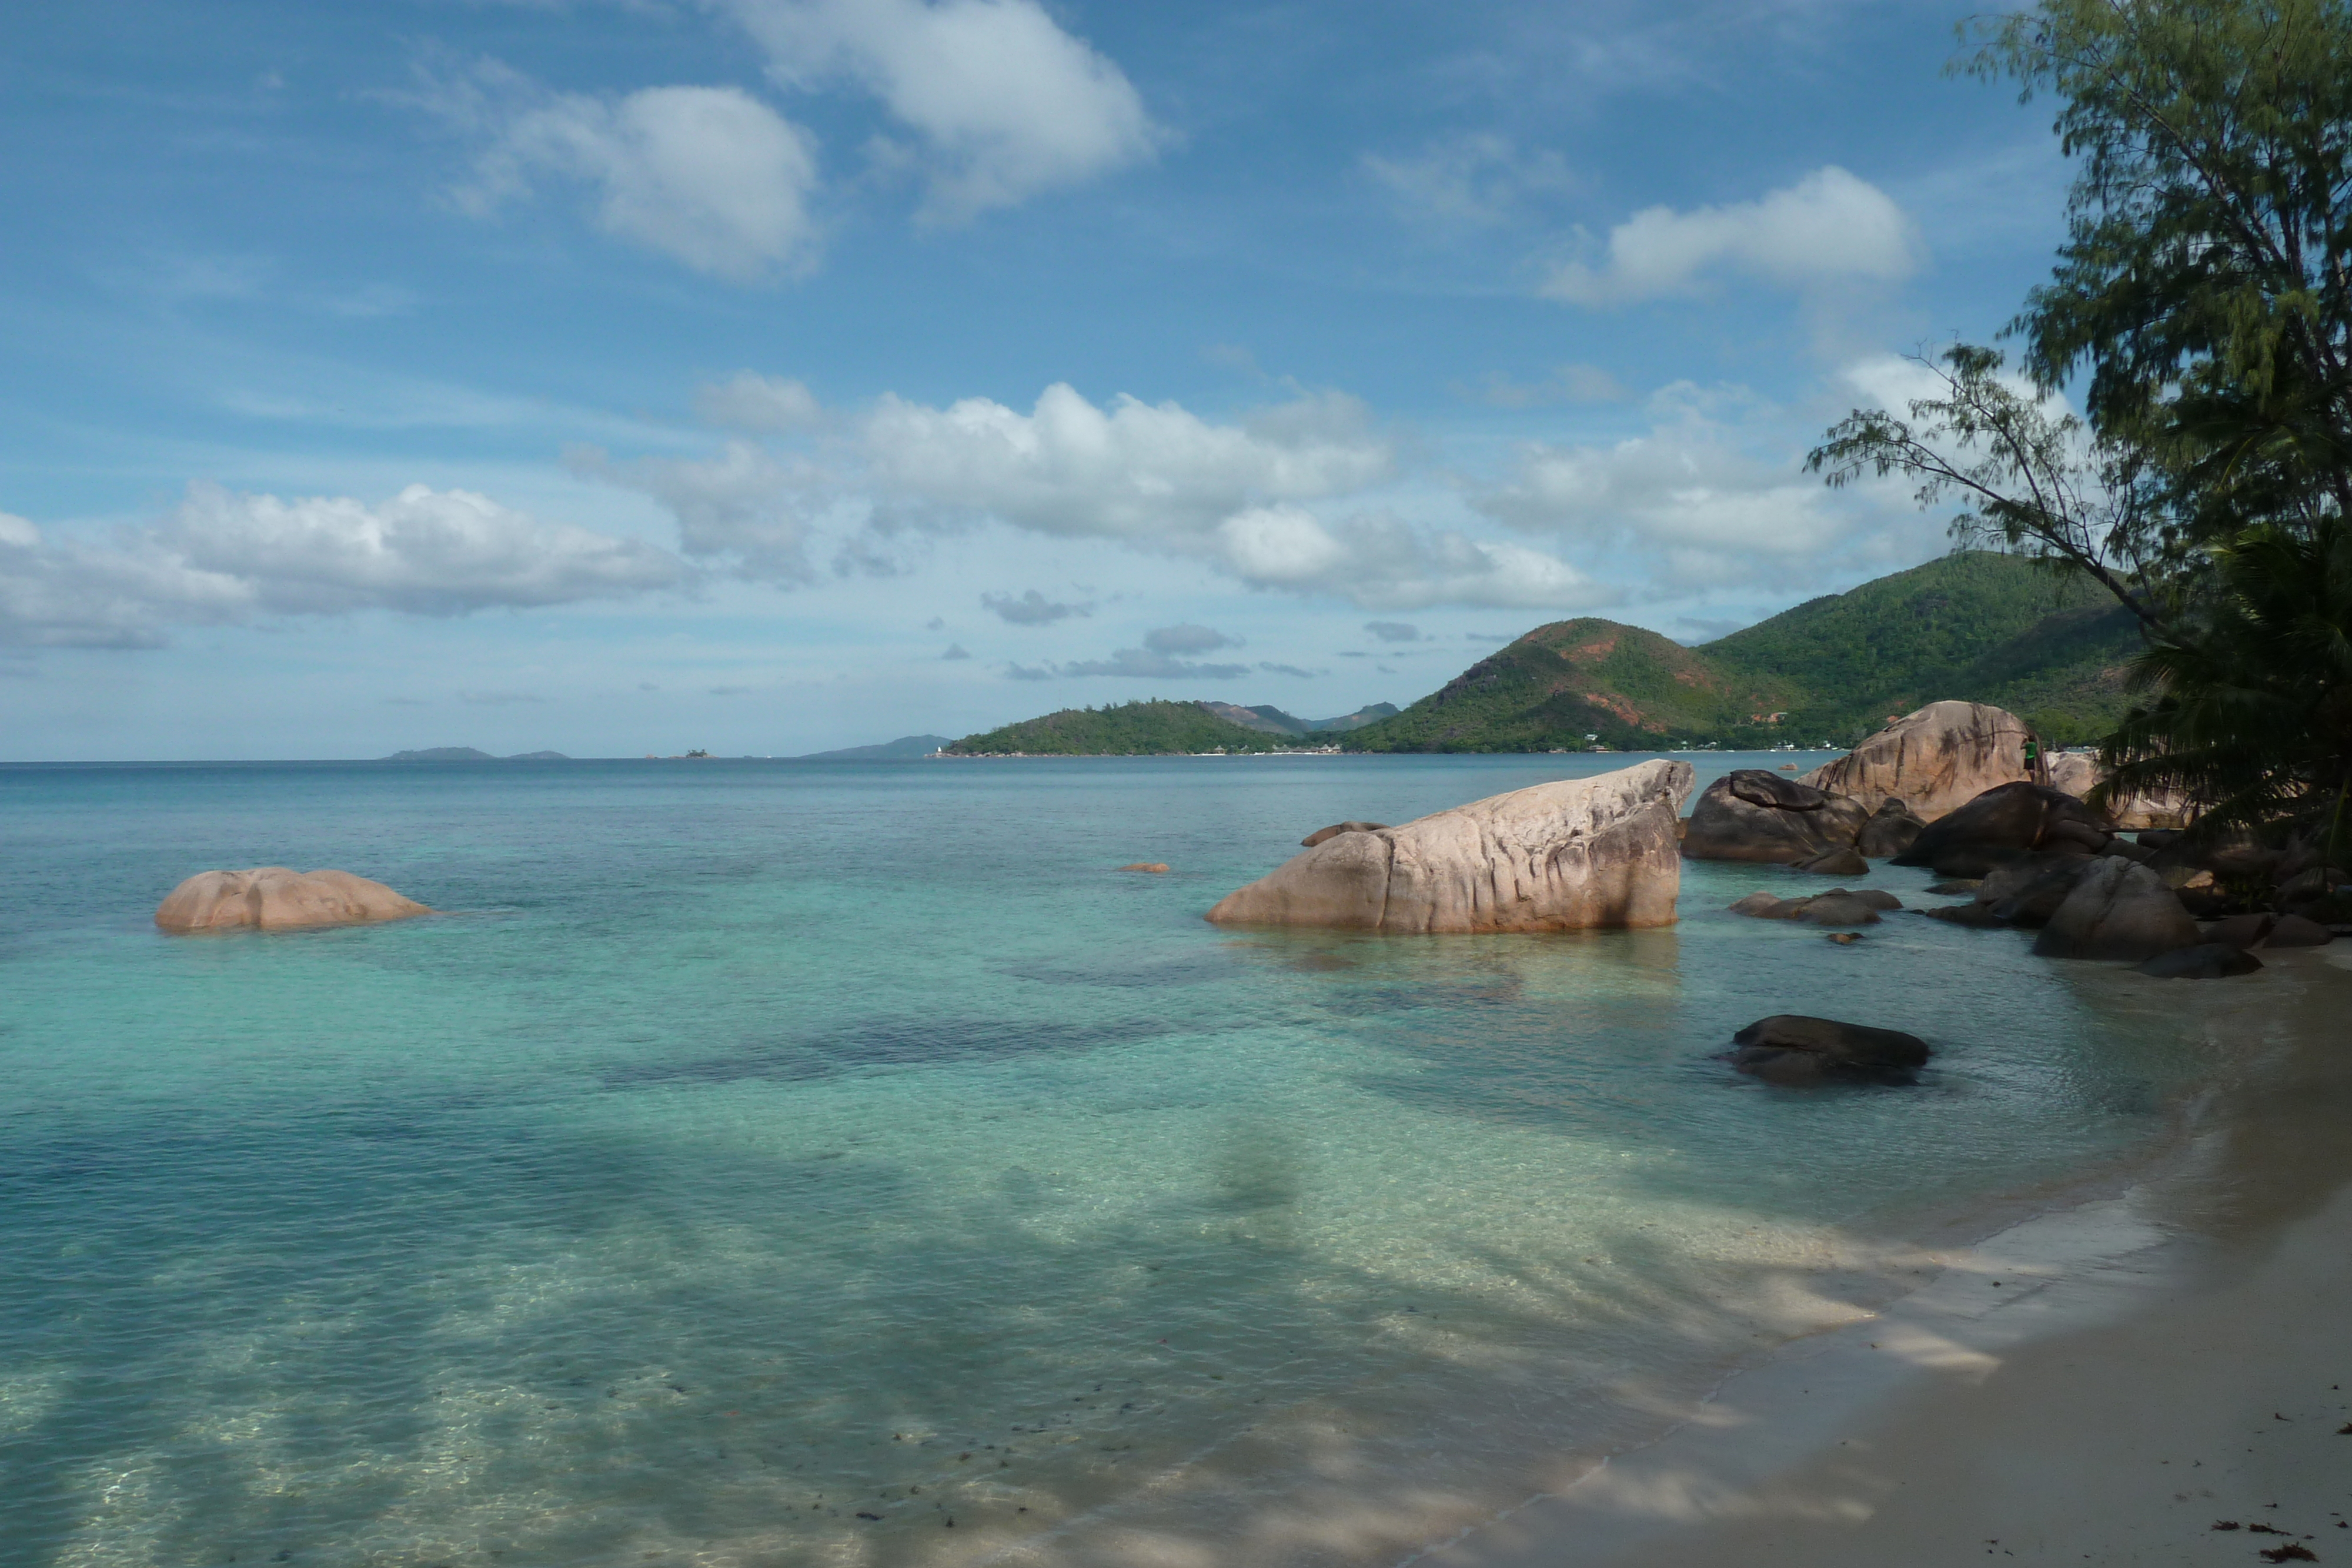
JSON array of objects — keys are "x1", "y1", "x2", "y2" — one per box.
[
  {"x1": 943, "y1": 700, "x2": 1297, "y2": 755},
  {"x1": 1342, "y1": 552, "x2": 2146, "y2": 753}
]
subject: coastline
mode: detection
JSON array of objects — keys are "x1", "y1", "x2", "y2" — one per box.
[{"x1": 1426, "y1": 945, "x2": 2352, "y2": 1568}]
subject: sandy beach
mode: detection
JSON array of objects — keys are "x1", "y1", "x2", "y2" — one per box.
[{"x1": 1433, "y1": 945, "x2": 2352, "y2": 1568}]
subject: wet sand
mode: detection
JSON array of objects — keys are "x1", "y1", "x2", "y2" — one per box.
[{"x1": 1430, "y1": 947, "x2": 2352, "y2": 1568}]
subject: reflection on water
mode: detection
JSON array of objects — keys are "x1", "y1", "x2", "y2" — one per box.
[{"x1": 0, "y1": 755, "x2": 2227, "y2": 1566}]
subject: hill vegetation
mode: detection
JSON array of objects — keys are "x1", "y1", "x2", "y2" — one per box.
[
  {"x1": 1342, "y1": 552, "x2": 2143, "y2": 753},
  {"x1": 943, "y1": 701, "x2": 1302, "y2": 755}
]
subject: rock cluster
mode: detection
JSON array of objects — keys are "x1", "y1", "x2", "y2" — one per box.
[
  {"x1": 1801, "y1": 701, "x2": 2038, "y2": 821},
  {"x1": 155, "y1": 868, "x2": 430, "y2": 933},
  {"x1": 1205, "y1": 759, "x2": 1693, "y2": 932}
]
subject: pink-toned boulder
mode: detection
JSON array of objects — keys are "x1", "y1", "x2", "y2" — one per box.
[
  {"x1": 1204, "y1": 759, "x2": 1693, "y2": 932},
  {"x1": 155, "y1": 868, "x2": 431, "y2": 933},
  {"x1": 1802, "y1": 701, "x2": 2038, "y2": 821}
]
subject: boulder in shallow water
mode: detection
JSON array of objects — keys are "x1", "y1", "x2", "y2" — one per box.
[
  {"x1": 2031, "y1": 857, "x2": 2200, "y2": 961},
  {"x1": 2137, "y1": 943, "x2": 2264, "y2": 979},
  {"x1": 1795, "y1": 846, "x2": 1870, "y2": 877},
  {"x1": 1980, "y1": 854, "x2": 2099, "y2": 928},
  {"x1": 1300, "y1": 821, "x2": 1389, "y2": 848},
  {"x1": 1729, "y1": 1014, "x2": 1930, "y2": 1085},
  {"x1": 1205, "y1": 759, "x2": 1693, "y2": 933},
  {"x1": 1681, "y1": 770, "x2": 1870, "y2": 864},
  {"x1": 1893, "y1": 781, "x2": 2116, "y2": 877},
  {"x1": 155, "y1": 868, "x2": 430, "y2": 933},
  {"x1": 2203, "y1": 912, "x2": 2276, "y2": 951},
  {"x1": 1800, "y1": 701, "x2": 2037, "y2": 821}
]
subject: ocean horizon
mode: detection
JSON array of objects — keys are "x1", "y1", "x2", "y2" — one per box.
[{"x1": 1, "y1": 754, "x2": 2226, "y2": 1566}]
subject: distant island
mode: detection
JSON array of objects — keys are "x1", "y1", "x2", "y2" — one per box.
[
  {"x1": 797, "y1": 734, "x2": 952, "y2": 761},
  {"x1": 380, "y1": 747, "x2": 573, "y2": 762},
  {"x1": 940, "y1": 552, "x2": 2139, "y2": 757}
]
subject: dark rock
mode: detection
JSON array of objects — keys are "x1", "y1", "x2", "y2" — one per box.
[
  {"x1": 1856, "y1": 799, "x2": 1928, "y2": 858},
  {"x1": 2137, "y1": 830, "x2": 2182, "y2": 850},
  {"x1": 1789, "y1": 892, "x2": 1881, "y2": 927},
  {"x1": 1985, "y1": 857, "x2": 2099, "y2": 928},
  {"x1": 1730, "y1": 1014, "x2": 1930, "y2": 1085},
  {"x1": 2274, "y1": 866, "x2": 2350, "y2": 914},
  {"x1": 1926, "y1": 879, "x2": 1982, "y2": 894},
  {"x1": 1893, "y1": 781, "x2": 2117, "y2": 877},
  {"x1": 1841, "y1": 889, "x2": 1903, "y2": 911},
  {"x1": 1728, "y1": 892, "x2": 1795, "y2": 920},
  {"x1": 2263, "y1": 912, "x2": 2336, "y2": 948},
  {"x1": 1795, "y1": 847, "x2": 1870, "y2": 877},
  {"x1": 1301, "y1": 820, "x2": 1389, "y2": 848},
  {"x1": 2203, "y1": 913, "x2": 2277, "y2": 951},
  {"x1": 1682, "y1": 770, "x2": 1871, "y2": 865},
  {"x1": 2137, "y1": 944, "x2": 2264, "y2": 979},
  {"x1": 1923, "y1": 902, "x2": 2012, "y2": 928},
  {"x1": 2032, "y1": 857, "x2": 2201, "y2": 961}
]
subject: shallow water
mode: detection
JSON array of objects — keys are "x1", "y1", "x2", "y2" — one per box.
[{"x1": 0, "y1": 755, "x2": 2218, "y2": 1567}]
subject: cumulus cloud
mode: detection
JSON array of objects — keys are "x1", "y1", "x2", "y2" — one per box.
[
  {"x1": 1363, "y1": 620, "x2": 1419, "y2": 642},
  {"x1": 1471, "y1": 383, "x2": 1872, "y2": 588},
  {"x1": 570, "y1": 440, "x2": 823, "y2": 581},
  {"x1": 1215, "y1": 505, "x2": 1609, "y2": 611},
  {"x1": 696, "y1": 371, "x2": 824, "y2": 430},
  {"x1": 981, "y1": 587, "x2": 1090, "y2": 624},
  {"x1": 442, "y1": 63, "x2": 822, "y2": 280},
  {"x1": 941, "y1": 642, "x2": 971, "y2": 659},
  {"x1": 1257, "y1": 661, "x2": 1315, "y2": 678},
  {"x1": 0, "y1": 484, "x2": 687, "y2": 649},
  {"x1": 1142, "y1": 623, "x2": 1236, "y2": 654},
  {"x1": 1544, "y1": 166, "x2": 1919, "y2": 306},
  {"x1": 717, "y1": 0, "x2": 1161, "y2": 220}
]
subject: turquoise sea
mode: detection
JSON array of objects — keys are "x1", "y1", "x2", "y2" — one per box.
[{"x1": 0, "y1": 754, "x2": 2221, "y2": 1567}]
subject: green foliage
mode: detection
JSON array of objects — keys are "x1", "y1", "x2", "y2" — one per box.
[
  {"x1": 2099, "y1": 520, "x2": 2352, "y2": 854},
  {"x1": 1344, "y1": 554, "x2": 2139, "y2": 751},
  {"x1": 1970, "y1": 0, "x2": 2352, "y2": 551},
  {"x1": 943, "y1": 700, "x2": 1294, "y2": 755}
]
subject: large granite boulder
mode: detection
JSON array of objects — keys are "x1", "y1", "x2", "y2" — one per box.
[
  {"x1": 155, "y1": 868, "x2": 431, "y2": 933},
  {"x1": 2031, "y1": 857, "x2": 2200, "y2": 961},
  {"x1": 1681, "y1": 770, "x2": 1870, "y2": 864},
  {"x1": 1205, "y1": 760, "x2": 1693, "y2": 933},
  {"x1": 1976, "y1": 852, "x2": 2099, "y2": 927},
  {"x1": 1730, "y1": 1014, "x2": 1930, "y2": 1085},
  {"x1": 1892, "y1": 781, "x2": 2118, "y2": 877},
  {"x1": 1801, "y1": 701, "x2": 2037, "y2": 821},
  {"x1": 2045, "y1": 752, "x2": 2191, "y2": 830}
]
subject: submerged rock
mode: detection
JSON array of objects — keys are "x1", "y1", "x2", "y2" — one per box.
[
  {"x1": 1300, "y1": 821, "x2": 1389, "y2": 848},
  {"x1": 2032, "y1": 857, "x2": 2200, "y2": 961},
  {"x1": 1118, "y1": 862, "x2": 1171, "y2": 873},
  {"x1": 1728, "y1": 888, "x2": 1897, "y2": 925},
  {"x1": 1794, "y1": 846, "x2": 1870, "y2": 877},
  {"x1": 2137, "y1": 943, "x2": 2264, "y2": 979},
  {"x1": 1681, "y1": 770, "x2": 1870, "y2": 864},
  {"x1": 1205, "y1": 759, "x2": 1693, "y2": 933},
  {"x1": 1729, "y1": 1014, "x2": 1930, "y2": 1085},
  {"x1": 155, "y1": 868, "x2": 430, "y2": 933}
]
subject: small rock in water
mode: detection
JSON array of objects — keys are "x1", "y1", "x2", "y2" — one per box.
[
  {"x1": 2137, "y1": 943, "x2": 2263, "y2": 979},
  {"x1": 1825, "y1": 932, "x2": 1862, "y2": 945},
  {"x1": 1117, "y1": 862, "x2": 1171, "y2": 874},
  {"x1": 1729, "y1": 1014, "x2": 1929, "y2": 1086}
]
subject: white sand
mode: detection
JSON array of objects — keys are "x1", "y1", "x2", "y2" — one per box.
[{"x1": 1431, "y1": 948, "x2": 2352, "y2": 1568}]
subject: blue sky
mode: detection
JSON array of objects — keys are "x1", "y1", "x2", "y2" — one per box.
[{"x1": 0, "y1": 0, "x2": 2074, "y2": 759}]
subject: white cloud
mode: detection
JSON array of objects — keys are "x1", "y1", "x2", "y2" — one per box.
[
  {"x1": 858, "y1": 382, "x2": 1394, "y2": 539},
  {"x1": 1142, "y1": 623, "x2": 1235, "y2": 654},
  {"x1": 1544, "y1": 166, "x2": 1919, "y2": 306},
  {"x1": 1216, "y1": 506, "x2": 1609, "y2": 611},
  {"x1": 1364, "y1": 133, "x2": 1576, "y2": 229},
  {"x1": 717, "y1": 0, "x2": 1161, "y2": 220},
  {"x1": 1471, "y1": 381, "x2": 1897, "y2": 588},
  {"x1": 452, "y1": 66, "x2": 823, "y2": 280},
  {"x1": 0, "y1": 485, "x2": 687, "y2": 649},
  {"x1": 570, "y1": 440, "x2": 825, "y2": 581},
  {"x1": 695, "y1": 371, "x2": 824, "y2": 430},
  {"x1": 1055, "y1": 647, "x2": 1251, "y2": 680}
]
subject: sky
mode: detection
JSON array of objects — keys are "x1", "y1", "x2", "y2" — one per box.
[{"x1": 0, "y1": 0, "x2": 2079, "y2": 760}]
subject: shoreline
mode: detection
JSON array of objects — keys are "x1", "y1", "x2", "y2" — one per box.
[{"x1": 1424, "y1": 945, "x2": 2352, "y2": 1568}]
